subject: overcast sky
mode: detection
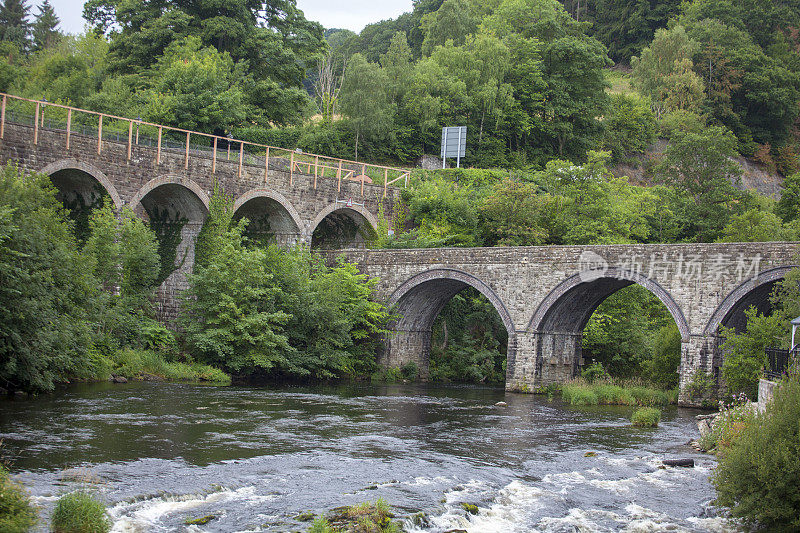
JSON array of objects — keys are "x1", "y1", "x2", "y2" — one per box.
[{"x1": 48, "y1": 0, "x2": 412, "y2": 35}]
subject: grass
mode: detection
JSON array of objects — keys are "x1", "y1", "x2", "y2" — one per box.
[
  {"x1": 560, "y1": 378, "x2": 676, "y2": 407},
  {"x1": 309, "y1": 498, "x2": 402, "y2": 532},
  {"x1": 604, "y1": 68, "x2": 638, "y2": 96},
  {"x1": 0, "y1": 465, "x2": 37, "y2": 533},
  {"x1": 109, "y1": 349, "x2": 231, "y2": 384},
  {"x1": 631, "y1": 407, "x2": 661, "y2": 427},
  {"x1": 51, "y1": 491, "x2": 110, "y2": 533}
]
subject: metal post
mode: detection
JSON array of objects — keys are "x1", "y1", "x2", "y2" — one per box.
[
  {"x1": 212, "y1": 137, "x2": 217, "y2": 174},
  {"x1": 264, "y1": 147, "x2": 269, "y2": 183},
  {"x1": 0, "y1": 95, "x2": 6, "y2": 140},
  {"x1": 456, "y1": 126, "x2": 462, "y2": 168},
  {"x1": 384, "y1": 169, "x2": 388, "y2": 198},
  {"x1": 238, "y1": 142, "x2": 243, "y2": 178},
  {"x1": 127, "y1": 120, "x2": 133, "y2": 160},
  {"x1": 337, "y1": 160, "x2": 342, "y2": 192},
  {"x1": 65, "y1": 109, "x2": 71, "y2": 150},
  {"x1": 442, "y1": 127, "x2": 447, "y2": 169},
  {"x1": 361, "y1": 164, "x2": 366, "y2": 196},
  {"x1": 290, "y1": 151, "x2": 294, "y2": 186},
  {"x1": 185, "y1": 131, "x2": 190, "y2": 169},
  {"x1": 97, "y1": 115, "x2": 103, "y2": 154},
  {"x1": 156, "y1": 126, "x2": 162, "y2": 165},
  {"x1": 314, "y1": 155, "x2": 318, "y2": 189},
  {"x1": 135, "y1": 117, "x2": 140, "y2": 144},
  {"x1": 34, "y1": 102, "x2": 40, "y2": 145}
]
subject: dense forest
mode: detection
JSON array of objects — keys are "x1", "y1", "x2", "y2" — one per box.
[{"x1": 1, "y1": 0, "x2": 800, "y2": 397}]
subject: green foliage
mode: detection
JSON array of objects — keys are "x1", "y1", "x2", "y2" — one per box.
[
  {"x1": 0, "y1": 166, "x2": 97, "y2": 393},
  {"x1": 654, "y1": 126, "x2": 742, "y2": 242},
  {"x1": 601, "y1": 93, "x2": 657, "y2": 162},
  {"x1": 51, "y1": 491, "x2": 110, "y2": 533},
  {"x1": 0, "y1": 464, "x2": 36, "y2": 533},
  {"x1": 184, "y1": 188, "x2": 391, "y2": 380},
  {"x1": 646, "y1": 325, "x2": 681, "y2": 389},
  {"x1": 429, "y1": 288, "x2": 507, "y2": 383},
  {"x1": 776, "y1": 172, "x2": 800, "y2": 223},
  {"x1": 631, "y1": 407, "x2": 660, "y2": 427},
  {"x1": 562, "y1": 380, "x2": 672, "y2": 407},
  {"x1": 698, "y1": 394, "x2": 751, "y2": 452},
  {"x1": 712, "y1": 370, "x2": 800, "y2": 529},
  {"x1": 685, "y1": 370, "x2": 716, "y2": 405},
  {"x1": 338, "y1": 53, "x2": 393, "y2": 160},
  {"x1": 581, "y1": 362, "x2": 610, "y2": 383},
  {"x1": 720, "y1": 307, "x2": 784, "y2": 399},
  {"x1": 316, "y1": 498, "x2": 401, "y2": 533}
]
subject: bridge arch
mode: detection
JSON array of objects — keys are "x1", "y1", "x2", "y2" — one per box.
[
  {"x1": 384, "y1": 268, "x2": 516, "y2": 379},
  {"x1": 129, "y1": 175, "x2": 210, "y2": 215},
  {"x1": 310, "y1": 202, "x2": 379, "y2": 249},
  {"x1": 528, "y1": 268, "x2": 690, "y2": 339},
  {"x1": 704, "y1": 266, "x2": 797, "y2": 335},
  {"x1": 41, "y1": 159, "x2": 123, "y2": 210},
  {"x1": 233, "y1": 188, "x2": 303, "y2": 245}
]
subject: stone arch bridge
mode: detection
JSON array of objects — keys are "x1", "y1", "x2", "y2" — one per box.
[
  {"x1": 335, "y1": 243, "x2": 799, "y2": 403},
  {"x1": 0, "y1": 94, "x2": 403, "y2": 319}
]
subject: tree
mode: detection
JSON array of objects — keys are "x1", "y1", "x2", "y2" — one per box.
[
  {"x1": 338, "y1": 53, "x2": 393, "y2": 160},
  {"x1": 478, "y1": 179, "x2": 547, "y2": 246},
  {"x1": 83, "y1": 0, "x2": 325, "y2": 126},
  {"x1": 590, "y1": 0, "x2": 682, "y2": 63},
  {"x1": 0, "y1": 167, "x2": 98, "y2": 393},
  {"x1": 717, "y1": 209, "x2": 798, "y2": 243},
  {"x1": 776, "y1": 173, "x2": 800, "y2": 223},
  {"x1": 141, "y1": 37, "x2": 247, "y2": 133},
  {"x1": 653, "y1": 126, "x2": 743, "y2": 242},
  {"x1": 601, "y1": 93, "x2": 657, "y2": 162},
  {"x1": 0, "y1": 0, "x2": 30, "y2": 52},
  {"x1": 31, "y1": 0, "x2": 58, "y2": 51},
  {"x1": 720, "y1": 307, "x2": 784, "y2": 399},
  {"x1": 631, "y1": 25, "x2": 705, "y2": 118},
  {"x1": 420, "y1": 0, "x2": 476, "y2": 56}
]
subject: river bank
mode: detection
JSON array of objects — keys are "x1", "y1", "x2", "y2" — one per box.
[{"x1": 0, "y1": 381, "x2": 735, "y2": 532}]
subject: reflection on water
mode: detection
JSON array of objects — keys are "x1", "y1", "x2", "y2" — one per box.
[{"x1": 0, "y1": 382, "x2": 736, "y2": 532}]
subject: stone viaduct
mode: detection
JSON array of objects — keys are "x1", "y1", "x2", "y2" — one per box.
[
  {"x1": 336, "y1": 244, "x2": 799, "y2": 403},
  {"x1": 0, "y1": 94, "x2": 403, "y2": 320},
  {"x1": 1, "y1": 94, "x2": 798, "y2": 404}
]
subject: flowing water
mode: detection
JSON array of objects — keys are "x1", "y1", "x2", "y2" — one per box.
[{"x1": 0, "y1": 382, "x2": 736, "y2": 532}]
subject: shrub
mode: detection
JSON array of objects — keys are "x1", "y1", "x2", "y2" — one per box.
[
  {"x1": 0, "y1": 465, "x2": 36, "y2": 532},
  {"x1": 110, "y1": 349, "x2": 230, "y2": 384},
  {"x1": 698, "y1": 394, "x2": 752, "y2": 452},
  {"x1": 631, "y1": 407, "x2": 661, "y2": 427},
  {"x1": 581, "y1": 362, "x2": 610, "y2": 383},
  {"x1": 712, "y1": 370, "x2": 800, "y2": 529},
  {"x1": 400, "y1": 362, "x2": 419, "y2": 381},
  {"x1": 51, "y1": 491, "x2": 110, "y2": 533}
]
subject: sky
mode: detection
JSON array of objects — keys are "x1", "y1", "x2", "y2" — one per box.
[{"x1": 47, "y1": 0, "x2": 412, "y2": 35}]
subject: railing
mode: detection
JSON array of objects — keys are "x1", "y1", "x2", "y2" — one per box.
[
  {"x1": 0, "y1": 92, "x2": 411, "y2": 198},
  {"x1": 764, "y1": 347, "x2": 797, "y2": 380}
]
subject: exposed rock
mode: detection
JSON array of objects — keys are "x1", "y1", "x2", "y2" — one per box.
[
  {"x1": 494, "y1": 401, "x2": 508, "y2": 407},
  {"x1": 13, "y1": 390, "x2": 26, "y2": 400},
  {"x1": 111, "y1": 375, "x2": 128, "y2": 384},
  {"x1": 696, "y1": 413, "x2": 717, "y2": 438},
  {"x1": 584, "y1": 451, "x2": 597, "y2": 457},
  {"x1": 663, "y1": 458, "x2": 695, "y2": 468},
  {"x1": 416, "y1": 154, "x2": 444, "y2": 170}
]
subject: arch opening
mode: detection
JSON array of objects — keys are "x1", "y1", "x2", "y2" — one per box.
[
  {"x1": 48, "y1": 168, "x2": 114, "y2": 242},
  {"x1": 529, "y1": 270, "x2": 689, "y2": 386},
  {"x1": 385, "y1": 269, "x2": 516, "y2": 384},
  {"x1": 133, "y1": 181, "x2": 208, "y2": 321},
  {"x1": 311, "y1": 206, "x2": 378, "y2": 249},
  {"x1": 233, "y1": 195, "x2": 302, "y2": 247},
  {"x1": 702, "y1": 267, "x2": 795, "y2": 384}
]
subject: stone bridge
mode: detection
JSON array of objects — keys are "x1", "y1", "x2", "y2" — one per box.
[
  {"x1": 0, "y1": 94, "x2": 402, "y2": 319},
  {"x1": 336, "y1": 243, "x2": 799, "y2": 403}
]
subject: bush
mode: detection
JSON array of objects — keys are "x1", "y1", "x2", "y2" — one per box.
[
  {"x1": 51, "y1": 491, "x2": 110, "y2": 533},
  {"x1": 698, "y1": 394, "x2": 752, "y2": 452},
  {"x1": 712, "y1": 370, "x2": 800, "y2": 529},
  {"x1": 0, "y1": 465, "x2": 36, "y2": 532},
  {"x1": 631, "y1": 407, "x2": 661, "y2": 427},
  {"x1": 581, "y1": 362, "x2": 610, "y2": 383},
  {"x1": 562, "y1": 384, "x2": 599, "y2": 405},
  {"x1": 400, "y1": 362, "x2": 419, "y2": 381}
]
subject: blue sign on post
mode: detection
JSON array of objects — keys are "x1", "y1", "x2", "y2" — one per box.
[{"x1": 440, "y1": 126, "x2": 466, "y2": 168}]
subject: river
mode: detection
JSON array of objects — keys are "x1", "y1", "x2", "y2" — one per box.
[{"x1": 0, "y1": 382, "x2": 736, "y2": 532}]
